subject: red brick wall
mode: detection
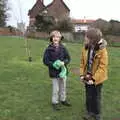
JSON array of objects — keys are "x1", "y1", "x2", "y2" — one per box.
[
  {"x1": 26, "y1": 31, "x2": 49, "y2": 39},
  {"x1": 0, "y1": 28, "x2": 22, "y2": 36}
]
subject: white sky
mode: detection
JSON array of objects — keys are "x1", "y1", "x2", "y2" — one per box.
[{"x1": 7, "y1": 0, "x2": 120, "y2": 27}]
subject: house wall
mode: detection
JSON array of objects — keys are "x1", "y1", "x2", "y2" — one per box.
[{"x1": 74, "y1": 24, "x2": 89, "y2": 32}]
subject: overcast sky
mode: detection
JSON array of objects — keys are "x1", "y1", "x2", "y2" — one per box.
[{"x1": 7, "y1": 0, "x2": 120, "y2": 27}]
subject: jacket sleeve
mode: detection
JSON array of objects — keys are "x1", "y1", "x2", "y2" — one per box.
[
  {"x1": 92, "y1": 48, "x2": 108, "y2": 82},
  {"x1": 63, "y1": 47, "x2": 71, "y2": 65},
  {"x1": 80, "y1": 48, "x2": 85, "y2": 76},
  {"x1": 43, "y1": 49, "x2": 53, "y2": 67}
]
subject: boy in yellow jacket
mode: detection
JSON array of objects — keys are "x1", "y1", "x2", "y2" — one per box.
[{"x1": 80, "y1": 28, "x2": 108, "y2": 120}]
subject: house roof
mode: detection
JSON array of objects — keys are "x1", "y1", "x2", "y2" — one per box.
[
  {"x1": 28, "y1": 0, "x2": 70, "y2": 17},
  {"x1": 28, "y1": 0, "x2": 45, "y2": 17},
  {"x1": 72, "y1": 19, "x2": 96, "y2": 24},
  {"x1": 61, "y1": 0, "x2": 70, "y2": 11},
  {"x1": 46, "y1": 0, "x2": 70, "y2": 11}
]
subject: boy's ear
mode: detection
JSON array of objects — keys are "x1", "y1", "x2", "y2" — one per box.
[
  {"x1": 50, "y1": 36, "x2": 53, "y2": 42},
  {"x1": 61, "y1": 36, "x2": 64, "y2": 40}
]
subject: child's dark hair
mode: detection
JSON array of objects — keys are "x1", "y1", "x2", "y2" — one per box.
[{"x1": 85, "y1": 28, "x2": 102, "y2": 45}]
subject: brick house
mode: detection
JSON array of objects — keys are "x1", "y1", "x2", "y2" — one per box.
[{"x1": 28, "y1": 0, "x2": 70, "y2": 26}]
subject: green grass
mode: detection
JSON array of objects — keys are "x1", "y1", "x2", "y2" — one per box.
[{"x1": 0, "y1": 36, "x2": 120, "y2": 120}]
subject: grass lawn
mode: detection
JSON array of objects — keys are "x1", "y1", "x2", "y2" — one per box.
[{"x1": 0, "y1": 36, "x2": 120, "y2": 120}]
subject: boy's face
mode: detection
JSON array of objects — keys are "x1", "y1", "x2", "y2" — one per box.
[{"x1": 52, "y1": 35, "x2": 61, "y2": 46}]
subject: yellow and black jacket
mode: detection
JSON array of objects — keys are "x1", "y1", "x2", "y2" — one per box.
[{"x1": 80, "y1": 39, "x2": 108, "y2": 85}]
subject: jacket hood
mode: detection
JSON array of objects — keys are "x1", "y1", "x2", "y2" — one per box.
[
  {"x1": 98, "y1": 39, "x2": 107, "y2": 49},
  {"x1": 84, "y1": 39, "x2": 107, "y2": 50}
]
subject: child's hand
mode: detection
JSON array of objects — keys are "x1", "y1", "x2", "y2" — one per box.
[
  {"x1": 60, "y1": 61, "x2": 64, "y2": 66},
  {"x1": 80, "y1": 76, "x2": 84, "y2": 81},
  {"x1": 86, "y1": 80, "x2": 94, "y2": 85},
  {"x1": 80, "y1": 75, "x2": 85, "y2": 83},
  {"x1": 85, "y1": 74, "x2": 92, "y2": 81}
]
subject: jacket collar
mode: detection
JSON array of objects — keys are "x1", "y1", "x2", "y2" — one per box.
[{"x1": 48, "y1": 43, "x2": 64, "y2": 50}]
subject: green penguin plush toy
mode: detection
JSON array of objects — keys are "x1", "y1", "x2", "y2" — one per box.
[{"x1": 53, "y1": 60, "x2": 67, "y2": 79}]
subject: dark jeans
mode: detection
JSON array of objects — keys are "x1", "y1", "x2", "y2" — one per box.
[{"x1": 85, "y1": 83, "x2": 103, "y2": 115}]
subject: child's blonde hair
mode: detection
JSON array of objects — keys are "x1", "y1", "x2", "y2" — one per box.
[{"x1": 50, "y1": 30, "x2": 63, "y2": 42}]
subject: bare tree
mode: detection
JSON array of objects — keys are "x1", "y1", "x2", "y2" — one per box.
[{"x1": 0, "y1": 0, "x2": 9, "y2": 27}]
